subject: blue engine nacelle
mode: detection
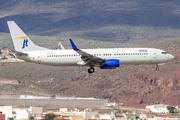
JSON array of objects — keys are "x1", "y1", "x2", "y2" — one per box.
[{"x1": 100, "y1": 59, "x2": 120, "y2": 69}]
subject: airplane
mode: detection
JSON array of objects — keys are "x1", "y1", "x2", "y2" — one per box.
[
  {"x1": 58, "y1": 38, "x2": 65, "y2": 50},
  {"x1": 7, "y1": 21, "x2": 174, "y2": 73}
]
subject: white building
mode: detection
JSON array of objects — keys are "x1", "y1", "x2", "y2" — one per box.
[
  {"x1": 29, "y1": 106, "x2": 46, "y2": 119},
  {"x1": 108, "y1": 103, "x2": 123, "y2": 106},
  {"x1": 175, "y1": 106, "x2": 180, "y2": 111},
  {"x1": 49, "y1": 108, "x2": 98, "y2": 120},
  {"x1": 59, "y1": 108, "x2": 68, "y2": 113},
  {"x1": 146, "y1": 104, "x2": 169, "y2": 113},
  {"x1": 99, "y1": 112, "x2": 116, "y2": 120},
  {"x1": 0, "y1": 106, "x2": 12, "y2": 120},
  {"x1": 19, "y1": 95, "x2": 34, "y2": 99},
  {"x1": 16, "y1": 109, "x2": 29, "y2": 120}
]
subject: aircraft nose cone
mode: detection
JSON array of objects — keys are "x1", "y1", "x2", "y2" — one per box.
[{"x1": 169, "y1": 54, "x2": 174, "y2": 60}]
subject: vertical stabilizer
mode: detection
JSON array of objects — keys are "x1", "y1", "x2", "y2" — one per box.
[
  {"x1": 58, "y1": 38, "x2": 65, "y2": 50},
  {"x1": 7, "y1": 21, "x2": 49, "y2": 51}
]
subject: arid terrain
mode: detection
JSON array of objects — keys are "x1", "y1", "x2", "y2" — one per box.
[
  {"x1": 0, "y1": 45, "x2": 180, "y2": 107},
  {"x1": 0, "y1": 1, "x2": 180, "y2": 108}
]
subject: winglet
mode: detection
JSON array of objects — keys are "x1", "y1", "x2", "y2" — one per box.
[{"x1": 69, "y1": 39, "x2": 79, "y2": 50}]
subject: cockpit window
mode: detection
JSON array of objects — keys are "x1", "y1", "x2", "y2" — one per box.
[{"x1": 162, "y1": 52, "x2": 168, "y2": 54}]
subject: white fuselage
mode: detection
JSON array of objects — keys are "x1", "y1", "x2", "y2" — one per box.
[{"x1": 16, "y1": 48, "x2": 174, "y2": 67}]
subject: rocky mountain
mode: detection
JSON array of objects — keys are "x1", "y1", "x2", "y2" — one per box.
[{"x1": 1, "y1": 0, "x2": 180, "y2": 44}]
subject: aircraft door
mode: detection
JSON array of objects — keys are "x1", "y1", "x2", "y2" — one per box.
[
  {"x1": 37, "y1": 53, "x2": 41, "y2": 61},
  {"x1": 153, "y1": 50, "x2": 157, "y2": 58}
]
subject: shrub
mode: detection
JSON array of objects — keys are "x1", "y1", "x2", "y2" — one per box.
[
  {"x1": 166, "y1": 105, "x2": 176, "y2": 113},
  {"x1": 43, "y1": 113, "x2": 55, "y2": 120}
]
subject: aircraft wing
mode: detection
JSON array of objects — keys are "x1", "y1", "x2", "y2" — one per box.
[{"x1": 69, "y1": 39, "x2": 104, "y2": 65}]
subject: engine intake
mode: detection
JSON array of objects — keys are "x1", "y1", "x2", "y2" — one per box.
[{"x1": 100, "y1": 59, "x2": 120, "y2": 69}]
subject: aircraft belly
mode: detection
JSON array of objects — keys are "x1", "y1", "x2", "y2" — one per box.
[{"x1": 41, "y1": 58, "x2": 79, "y2": 66}]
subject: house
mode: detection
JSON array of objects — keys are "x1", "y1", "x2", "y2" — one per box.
[
  {"x1": 0, "y1": 106, "x2": 12, "y2": 120},
  {"x1": 91, "y1": 115, "x2": 100, "y2": 120},
  {"x1": 70, "y1": 115, "x2": 84, "y2": 120},
  {"x1": 175, "y1": 106, "x2": 180, "y2": 111},
  {"x1": 146, "y1": 104, "x2": 169, "y2": 113},
  {"x1": 29, "y1": 106, "x2": 46, "y2": 119},
  {"x1": 43, "y1": 108, "x2": 98, "y2": 120},
  {"x1": 16, "y1": 109, "x2": 29, "y2": 120},
  {"x1": 0, "y1": 112, "x2": 5, "y2": 120},
  {"x1": 98, "y1": 112, "x2": 116, "y2": 120},
  {"x1": 146, "y1": 114, "x2": 179, "y2": 120},
  {"x1": 2, "y1": 49, "x2": 10, "y2": 56}
]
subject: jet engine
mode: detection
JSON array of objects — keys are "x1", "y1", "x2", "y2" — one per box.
[{"x1": 100, "y1": 59, "x2": 120, "y2": 69}]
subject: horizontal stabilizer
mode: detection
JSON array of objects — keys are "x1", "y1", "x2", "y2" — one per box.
[{"x1": 10, "y1": 50, "x2": 28, "y2": 55}]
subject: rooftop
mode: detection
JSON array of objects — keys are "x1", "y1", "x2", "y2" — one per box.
[{"x1": 146, "y1": 114, "x2": 175, "y2": 118}]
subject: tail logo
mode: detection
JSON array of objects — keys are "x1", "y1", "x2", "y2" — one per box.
[
  {"x1": 22, "y1": 39, "x2": 28, "y2": 49},
  {"x1": 15, "y1": 36, "x2": 29, "y2": 49}
]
